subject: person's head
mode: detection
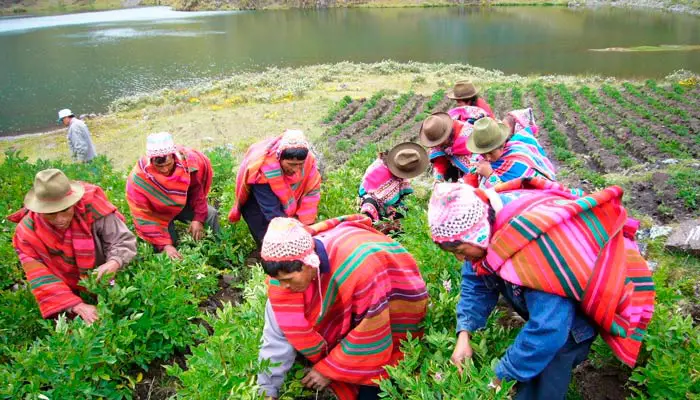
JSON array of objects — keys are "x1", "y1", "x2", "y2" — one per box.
[
  {"x1": 261, "y1": 217, "x2": 321, "y2": 291},
  {"x1": 57, "y1": 109, "x2": 74, "y2": 126},
  {"x1": 277, "y1": 130, "x2": 310, "y2": 176},
  {"x1": 262, "y1": 260, "x2": 318, "y2": 292},
  {"x1": 24, "y1": 168, "x2": 85, "y2": 230},
  {"x1": 146, "y1": 132, "x2": 178, "y2": 176},
  {"x1": 419, "y1": 112, "x2": 454, "y2": 148},
  {"x1": 447, "y1": 80, "x2": 480, "y2": 105},
  {"x1": 151, "y1": 154, "x2": 176, "y2": 175},
  {"x1": 455, "y1": 95, "x2": 478, "y2": 107},
  {"x1": 428, "y1": 183, "x2": 495, "y2": 263},
  {"x1": 466, "y1": 117, "x2": 509, "y2": 161}
]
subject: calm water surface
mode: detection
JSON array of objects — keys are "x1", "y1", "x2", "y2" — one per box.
[{"x1": 0, "y1": 6, "x2": 698, "y2": 134}]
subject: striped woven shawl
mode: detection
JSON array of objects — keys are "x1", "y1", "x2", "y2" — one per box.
[
  {"x1": 10, "y1": 184, "x2": 122, "y2": 317},
  {"x1": 267, "y1": 215, "x2": 428, "y2": 399},
  {"x1": 126, "y1": 147, "x2": 212, "y2": 246},
  {"x1": 228, "y1": 135, "x2": 321, "y2": 225},
  {"x1": 477, "y1": 177, "x2": 655, "y2": 366}
]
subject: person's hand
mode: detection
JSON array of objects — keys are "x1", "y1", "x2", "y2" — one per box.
[
  {"x1": 476, "y1": 160, "x2": 493, "y2": 177},
  {"x1": 188, "y1": 221, "x2": 205, "y2": 241},
  {"x1": 95, "y1": 260, "x2": 120, "y2": 281},
  {"x1": 72, "y1": 302, "x2": 99, "y2": 325},
  {"x1": 451, "y1": 331, "x2": 474, "y2": 375},
  {"x1": 163, "y1": 244, "x2": 182, "y2": 259},
  {"x1": 301, "y1": 368, "x2": 331, "y2": 391}
]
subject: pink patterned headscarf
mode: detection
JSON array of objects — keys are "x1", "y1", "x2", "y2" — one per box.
[
  {"x1": 276, "y1": 129, "x2": 310, "y2": 159},
  {"x1": 428, "y1": 183, "x2": 491, "y2": 249},
  {"x1": 261, "y1": 217, "x2": 320, "y2": 268}
]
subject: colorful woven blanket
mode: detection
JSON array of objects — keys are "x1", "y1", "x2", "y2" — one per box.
[
  {"x1": 429, "y1": 120, "x2": 475, "y2": 177},
  {"x1": 358, "y1": 158, "x2": 413, "y2": 220},
  {"x1": 267, "y1": 214, "x2": 428, "y2": 399},
  {"x1": 126, "y1": 146, "x2": 212, "y2": 247},
  {"x1": 447, "y1": 105, "x2": 489, "y2": 123},
  {"x1": 466, "y1": 128, "x2": 556, "y2": 188},
  {"x1": 10, "y1": 184, "x2": 122, "y2": 317},
  {"x1": 477, "y1": 177, "x2": 655, "y2": 366},
  {"x1": 228, "y1": 135, "x2": 321, "y2": 225}
]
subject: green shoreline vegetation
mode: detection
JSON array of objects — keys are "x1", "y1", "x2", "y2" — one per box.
[
  {"x1": 0, "y1": 61, "x2": 674, "y2": 170},
  {"x1": 2, "y1": 0, "x2": 699, "y2": 16}
]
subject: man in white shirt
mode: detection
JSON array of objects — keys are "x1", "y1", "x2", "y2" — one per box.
[{"x1": 58, "y1": 108, "x2": 97, "y2": 163}]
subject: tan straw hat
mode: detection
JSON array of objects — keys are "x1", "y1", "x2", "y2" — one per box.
[
  {"x1": 24, "y1": 169, "x2": 85, "y2": 214},
  {"x1": 466, "y1": 117, "x2": 510, "y2": 154},
  {"x1": 386, "y1": 142, "x2": 429, "y2": 179},
  {"x1": 447, "y1": 80, "x2": 480, "y2": 100},
  {"x1": 419, "y1": 112, "x2": 454, "y2": 147}
]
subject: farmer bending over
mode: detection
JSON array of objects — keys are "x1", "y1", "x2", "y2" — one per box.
[
  {"x1": 10, "y1": 169, "x2": 136, "y2": 324},
  {"x1": 428, "y1": 179, "x2": 655, "y2": 399},
  {"x1": 257, "y1": 215, "x2": 428, "y2": 400}
]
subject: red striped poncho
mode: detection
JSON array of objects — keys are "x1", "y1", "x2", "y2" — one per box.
[
  {"x1": 267, "y1": 215, "x2": 428, "y2": 399},
  {"x1": 9, "y1": 184, "x2": 123, "y2": 318},
  {"x1": 477, "y1": 177, "x2": 655, "y2": 367},
  {"x1": 126, "y1": 147, "x2": 212, "y2": 247},
  {"x1": 228, "y1": 135, "x2": 321, "y2": 225}
]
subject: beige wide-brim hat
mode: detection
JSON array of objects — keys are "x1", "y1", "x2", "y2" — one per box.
[
  {"x1": 386, "y1": 142, "x2": 429, "y2": 179},
  {"x1": 467, "y1": 117, "x2": 510, "y2": 154},
  {"x1": 447, "y1": 80, "x2": 480, "y2": 100},
  {"x1": 24, "y1": 169, "x2": 85, "y2": 214},
  {"x1": 419, "y1": 112, "x2": 454, "y2": 147}
]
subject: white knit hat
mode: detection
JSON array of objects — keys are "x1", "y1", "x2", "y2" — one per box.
[
  {"x1": 261, "y1": 217, "x2": 320, "y2": 268},
  {"x1": 146, "y1": 132, "x2": 177, "y2": 158}
]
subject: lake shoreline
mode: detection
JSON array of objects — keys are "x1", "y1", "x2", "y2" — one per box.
[
  {"x1": 2, "y1": 0, "x2": 699, "y2": 17},
  {"x1": 1, "y1": 61, "x2": 696, "y2": 170}
]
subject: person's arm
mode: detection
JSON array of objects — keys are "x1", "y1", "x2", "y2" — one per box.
[
  {"x1": 296, "y1": 160, "x2": 321, "y2": 225},
  {"x1": 457, "y1": 262, "x2": 500, "y2": 334},
  {"x1": 431, "y1": 156, "x2": 449, "y2": 181},
  {"x1": 258, "y1": 300, "x2": 297, "y2": 398},
  {"x1": 93, "y1": 213, "x2": 137, "y2": 268},
  {"x1": 494, "y1": 289, "x2": 576, "y2": 382},
  {"x1": 13, "y1": 237, "x2": 82, "y2": 318},
  {"x1": 251, "y1": 184, "x2": 286, "y2": 221},
  {"x1": 187, "y1": 171, "x2": 209, "y2": 223}
]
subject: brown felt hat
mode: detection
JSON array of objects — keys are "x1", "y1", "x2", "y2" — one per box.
[
  {"x1": 419, "y1": 112, "x2": 454, "y2": 147},
  {"x1": 386, "y1": 142, "x2": 429, "y2": 179},
  {"x1": 447, "y1": 80, "x2": 480, "y2": 100},
  {"x1": 24, "y1": 169, "x2": 84, "y2": 214},
  {"x1": 467, "y1": 117, "x2": 510, "y2": 154}
]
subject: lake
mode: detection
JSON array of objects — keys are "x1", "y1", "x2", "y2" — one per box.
[{"x1": 0, "y1": 6, "x2": 698, "y2": 135}]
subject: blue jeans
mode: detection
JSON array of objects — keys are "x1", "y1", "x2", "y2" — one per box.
[{"x1": 514, "y1": 334, "x2": 594, "y2": 400}]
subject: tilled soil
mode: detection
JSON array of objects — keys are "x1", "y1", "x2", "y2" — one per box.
[{"x1": 573, "y1": 360, "x2": 632, "y2": 400}]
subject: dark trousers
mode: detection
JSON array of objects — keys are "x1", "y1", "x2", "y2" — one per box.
[
  {"x1": 240, "y1": 198, "x2": 270, "y2": 248},
  {"x1": 166, "y1": 204, "x2": 220, "y2": 245},
  {"x1": 514, "y1": 335, "x2": 595, "y2": 400},
  {"x1": 357, "y1": 385, "x2": 380, "y2": 400}
]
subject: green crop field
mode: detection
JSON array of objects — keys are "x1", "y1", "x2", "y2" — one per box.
[{"x1": 0, "y1": 77, "x2": 698, "y2": 399}]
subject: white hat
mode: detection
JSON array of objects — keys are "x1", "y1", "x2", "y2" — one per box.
[
  {"x1": 146, "y1": 132, "x2": 177, "y2": 158},
  {"x1": 57, "y1": 109, "x2": 73, "y2": 123}
]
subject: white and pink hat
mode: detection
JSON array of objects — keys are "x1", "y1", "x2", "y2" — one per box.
[
  {"x1": 261, "y1": 217, "x2": 320, "y2": 268},
  {"x1": 428, "y1": 183, "x2": 491, "y2": 249},
  {"x1": 146, "y1": 132, "x2": 178, "y2": 158}
]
